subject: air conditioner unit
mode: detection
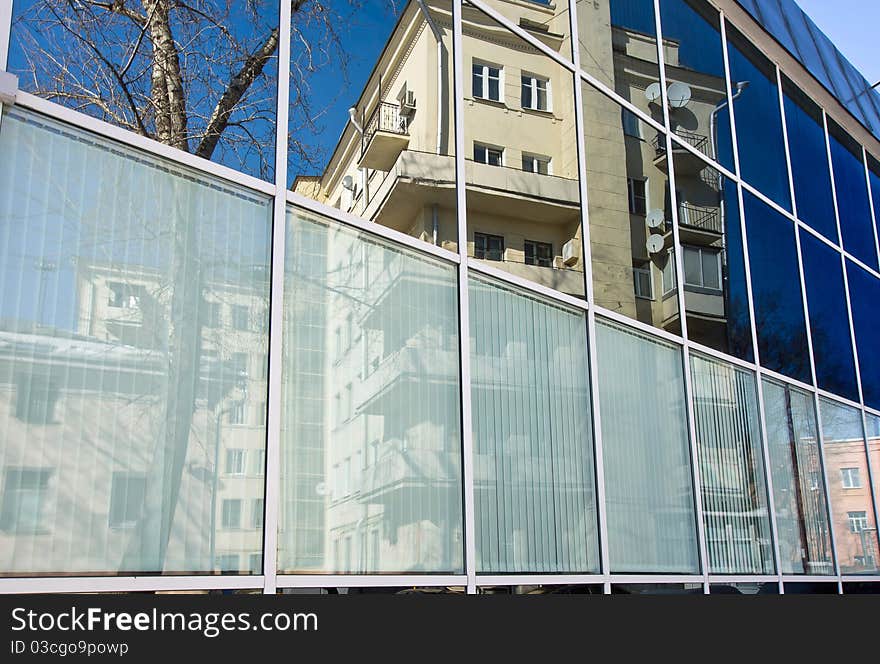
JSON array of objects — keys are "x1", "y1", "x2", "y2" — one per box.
[
  {"x1": 561, "y1": 238, "x2": 580, "y2": 267},
  {"x1": 398, "y1": 84, "x2": 416, "y2": 116}
]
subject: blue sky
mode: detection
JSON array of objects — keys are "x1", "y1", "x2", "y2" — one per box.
[{"x1": 796, "y1": 0, "x2": 880, "y2": 85}]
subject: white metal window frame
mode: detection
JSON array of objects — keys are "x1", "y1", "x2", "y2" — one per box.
[
  {"x1": 473, "y1": 141, "x2": 504, "y2": 166},
  {"x1": 633, "y1": 265, "x2": 654, "y2": 300},
  {"x1": 0, "y1": 0, "x2": 878, "y2": 595},
  {"x1": 682, "y1": 245, "x2": 723, "y2": 291},
  {"x1": 522, "y1": 152, "x2": 551, "y2": 174}
]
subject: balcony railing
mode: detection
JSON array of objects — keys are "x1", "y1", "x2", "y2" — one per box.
[
  {"x1": 653, "y1": 128, "x2": 710, "y2": 158},
  {"x1": 679, "y1": 202, "x2": 723, "y2": 234},
  {"x1": 361, "y1": 102, "x2": 408, "y2": 156}
]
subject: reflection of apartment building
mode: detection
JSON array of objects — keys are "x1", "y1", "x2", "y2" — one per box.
[
  {"x1": 824, "y1": 437, "x2": 879, "y2": 574},
  {"x1": 0, "y1": 261, "x2": 268, "y2": 574}
]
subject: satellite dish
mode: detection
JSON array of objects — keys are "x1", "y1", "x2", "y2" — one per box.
[
  {"x1": 645, "y1": 82, "x2": 663, "y2": 105},
  {"x1": 667, "y1": 82, "x2": 692, "y2": 109},
  {"x1": 646, "y1": 209, "x2": 666, "y2": 229},
  {"x1": 646, "y1": 235, "x2": 665, "y2": 254}
]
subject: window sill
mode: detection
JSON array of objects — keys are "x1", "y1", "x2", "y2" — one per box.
[{"x1": 470, "y1": 96, "x2": 507, "y2": 108}]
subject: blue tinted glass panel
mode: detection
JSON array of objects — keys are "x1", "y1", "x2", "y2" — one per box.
[
  {"x1": 610, "y1": 0, "x2": 657, "y2": 35},
  {"x1": 659, "y1": 0, "x2": 733, "y2": 172},
  {"x1": 846, "y1": 260, "x2": 880, "y2": 411},
  {"x1": 742, "y1": 192, "x2": 810, "y2": 384},
  {"x1": 800, "y1": 230, "x2": 858, "y2": 402},
  {"x1": 828, "y1": 122, "x2": 877, "y2": 270},
  {"x1": 782, "y1": 78, "x2": 838, "y2": 243},
  {"x1": 867, "y1": 155, "x2": 880, "y2": 258},
  {"x1": 727, "y1": 27, "x2": 791, "y2": 212}
]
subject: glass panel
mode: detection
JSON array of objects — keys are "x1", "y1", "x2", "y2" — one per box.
[
  {"x1": 710, "y1": 582, "x2": 778, "y2": 594},
  {"x1": 10, "y1": 0, "x2": 278, "y2": 180},
  {"x1": 469, "y1": 276, "x2": 599, "y2": 574},
  {"x1": 799, "y1": 230, "x2": 859, "y2": 402},
  {"x1": 578, "y1": 0, "x2": 660, "y2": 90},
  {"x1": 611, "y1": 583, "x2": 703, "y2": 594},
  {"x1": 675, "y1": 167, "x2": 753, "y2": 359},
  {"x1": 867, "y1": 155, "x2": 880, "y2": 256},
  {"x1": 762, "y1": 379, "x2": 833, "y2": 575},
  {"x1": 582, "y1": 81, "x2": 679, "y2": 332},
  {"x1": 690, "y1": 354, "x2": 774, "y2": 574},
  {"x1": 0, "y1": 109, "x2": 271, "y2": 575},
  {"x1": 867, "y1": 413, "x2": 880, "y2": 577},
  {"x1": 828, "y1": 121, "x2": 877, "y2": 270},
  {"x1": 479, "y1": 585, "x2": 603, "y2": 595},
  {"x1": 843, "y1": 582, "x2": 880, "y2": 594},
  {"x1": 480, "y1": 0, "x2": 575, "y2": 62},
  {"x1": 726, "y1": 25, "x2": 791, "y2": 212},
  {"x1": 290, "y1": 1, "x2": 457, "y2": 253},
  {"x1": 463, "y1": 4, "x2": 584, "y2": 298},
  {"x1": 596, "y1": 320, "x2": 699, "y2": 573},
  {"x1": 658, "y1": 0, "x2": 734, "y2": 172},
  {"x1": 819, "y1": 398, "x2": 879, "y2": 575},
  {"x1": 782, "y1": 77, "x2": 839, "y2": 243},
  {"x1": 278, "y1": 207, "x2": 463, "y2": 574},
  {"x1": 846, "y1": 260, "x2": 880, "y2": 411},
  {"x1": 783, "y1": 582, "x2": 838, "y2": 594},
  {"x1": 742, "y1": 191, "x2": 811, "y2": 385}
]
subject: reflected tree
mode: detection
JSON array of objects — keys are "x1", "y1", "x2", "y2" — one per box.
[{"x1": 10, "y1": 0, "x2": 396, "y2": 571}]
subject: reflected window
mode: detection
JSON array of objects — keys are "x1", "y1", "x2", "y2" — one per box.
[
  {"x1": 627, "y1": 178, "x2": 648, "y2": 216},
  {"x1": 108, "y1": 473, "x2": 146, "y2": 529},
  {"x1": 840, "y1": 467, "x2": 862, "y2": 489},
  {"x1": 633, "y1": 266, "x2": 653, "y2": 300},
  {"x1": 522, "y1": 154, "x2": 551, "y2": 174},
  {"x1": 524, "y1": 240, "x2": 553, "y2": 267},
  {"x1": 474, "y1": 143, "x2": 504, "y2": 166},
  {"x1": 0, "y1": 469, "x2": 52, "y2": 535},
  {"x1": 474, "y1": 62, "x2": 503, "y2": 102},
  {"x1": 221, "y1": 499, "x2": 242, "y2": 530},
  {"x1": 474, "y1": 233, "x2": 505, "y2": 261},
  {"x1": 682, "y1": 246, "x2": 721, "y2": 291},
  {"x1": 521, "y1": 73, "x2": 550, "y2": 111},
  {"x1": 848, "y1": 511, "x2": 869, "y2": 533}
]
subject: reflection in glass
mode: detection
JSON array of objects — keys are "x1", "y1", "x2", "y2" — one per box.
[
  {"x1": 828, "y1": 121, "x2": 877, "y2": 270},
  {"x1": 290, "y1": 0, "x2": 457, "y2": 253},
  {"x1": 10, "y1": 0, "x2": 279, "y2": 179},
  {"x1": 463, "y1": 4, "x2": 584, "y2": 297},
  {"x1": 782, "y1": 77, "x2": 839, "y2": 243},
  {"x1": 819, "y1": 398, "x2": 879, "y2": 575},
  {"x1": 710, "y1": 582, "x2": 777, "y2": 594},
  {"x1": 742, "y1": 192, "x2": 811, "y2": 385},
  {"x1": 726, "y1": 26, "x2": 791, "y2": 212},
  {"x1": 0, "y1": 109, "x2": 272, "y2": 575},
  {"x1": 690, "y1": 355, "x2": 774, "y2": 574},
  {"x1": 582, "y1": 82, "x2": 678, "y2": 331},
  {"x1": 673, "y1": 163, "x2": 753, "y2": 360},
  {"x1": 868, "y1": 156, "x2": 880, "y2": 258},
  {"x1": 279, "y1": 208, "x2": 463, "y2": 574},
  {"x1": 866, "y1": 413, "x2": 880, "y2": 578},
  {"x1": 846, "y1": 260, "x2": 880, "y2": 411},
  {"x1": 596, "y1": 320, "x2": 699, "y2": 573},
  {"x1": 799, "y1": 230, "x2": 859, "y2": 402},
  {"x1": 762, "y1": 379, "x2": 833, "y2": 575},
  {"x1": 469, "y1": 277, "x2": 599, "y2": 573},
  {"x1": 659, "y1": 0, "x2": 734, "y2": 172},
  {"x1": 578, "y1": 0, "x2": 659, "y2": 88}
]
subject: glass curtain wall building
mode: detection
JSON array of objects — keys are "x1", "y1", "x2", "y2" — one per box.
[{"x1": 0, "y1": 0, "x2": 878, "y2": 595}]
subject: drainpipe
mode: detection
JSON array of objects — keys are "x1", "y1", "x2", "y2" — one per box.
[
  {"x1": 348, "y1": 107, "x2": 369, "y2": 208},
  {"x1": 416, "y1": 0, "x2": 445, "y2": 155}
]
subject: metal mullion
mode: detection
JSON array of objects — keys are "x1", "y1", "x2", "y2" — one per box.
[
  {"x1": 592, "y1": 305, "x2": 684, "y2": 347},
  {"x1": 817, "y1": 389, "x2": 863, "y2": 412},
  {"x1": 685, "y1": 339, "x2": 758, "y2": 373},
  {"x1": 654, "y1": 0, "x2": 708, "y2": 590},
  {"x1": 777, "y1": 66, "x2": 799, "y2": 219},
  {"x1": 15, "y1": 92, "x2": 276, "y2": 197},
  {"x1": 568, "y1": 0, "x2": 608, "y2": 579},
  {"x1": 466, "y1": 258, "x2": 588, "y2": 311},
  {"x1": 275, "y1": 575, "x2": 468, "y2": 589},
  {"x1": 865, "y1": 403, "x2": 880, "y2": 420},
  {"x1": 758, "y1": 367, "x2": 816, "y2": 395},
  {"x1": 861, "y1": 146, "x2": 880, "y2": 269},
  {"x1": 0, "y1": 576, "x2": 265, "y2": 595},
  {"x1": 452, "y1": 0, "x2": 476, "y2": 594},
  {"x1": 475, "y1": 574, "x2": 603, "y2": 587},
  {"x1": 286, "y1": 190, "x2": 460, "y2": 265},
  {"x1": 667, "y1": 130, "x2": 738, "y2": 183},
  {"x1": 261, "y1": 0, "x2": 292, "y2": 595},
  {"x1": 576, "y1": 69, "x2": 667, "y2": 145}
]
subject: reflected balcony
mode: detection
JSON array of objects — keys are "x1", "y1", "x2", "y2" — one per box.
[
  {"x1": 359, "y1": 102, "x2": 410, "y2": 171},
  {"x1": 653, "y1": 129, "x2": 711, "y2": 174}
]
